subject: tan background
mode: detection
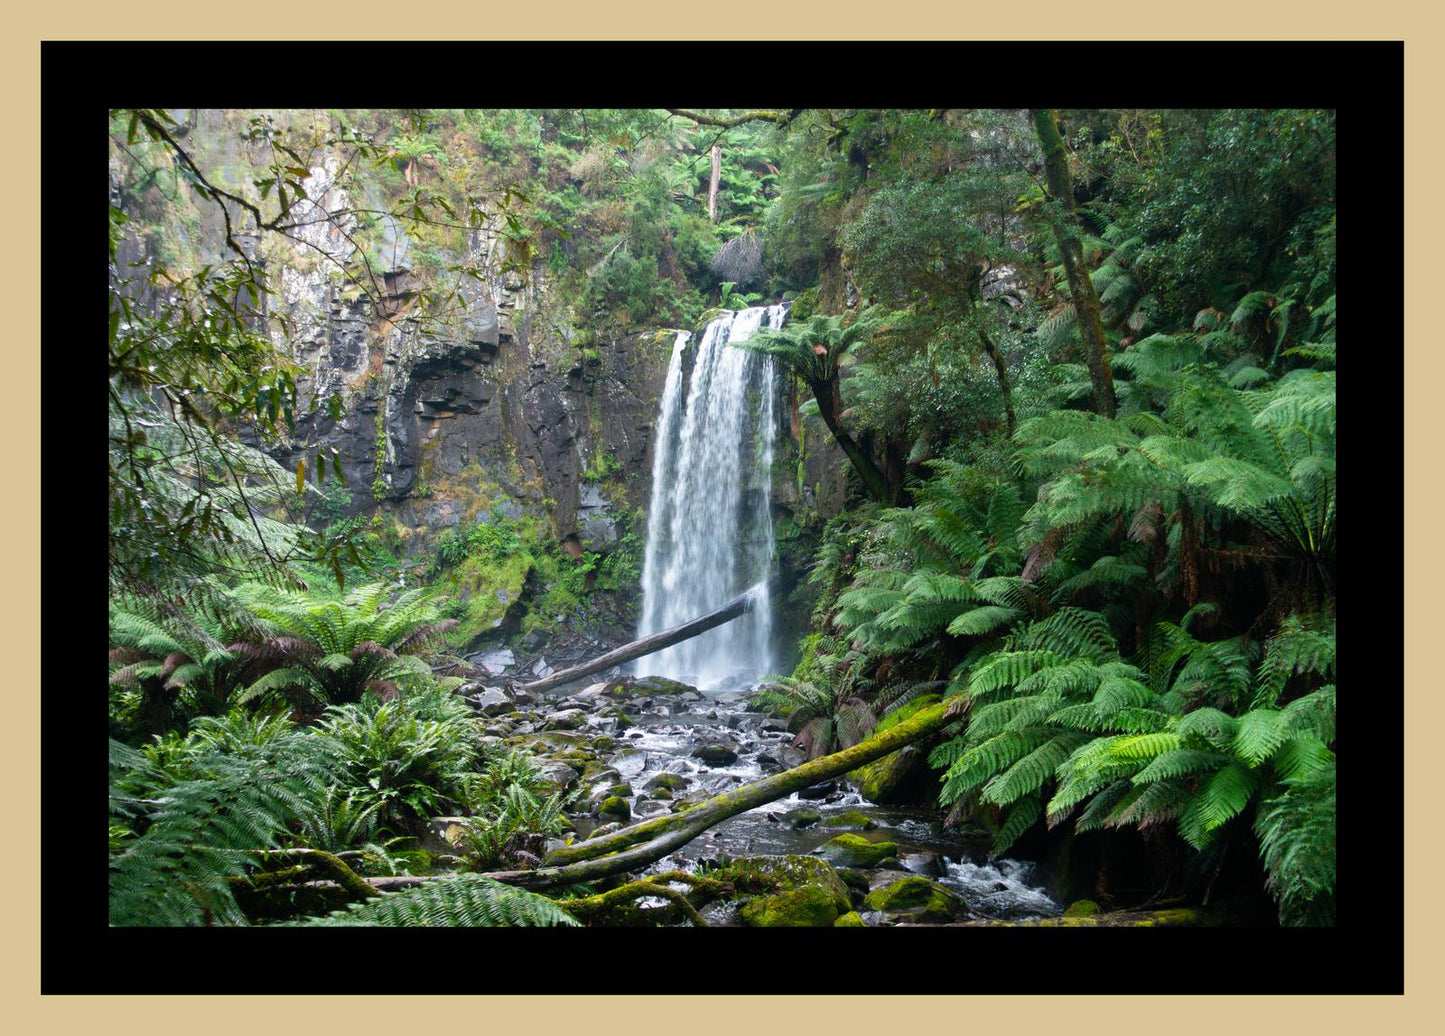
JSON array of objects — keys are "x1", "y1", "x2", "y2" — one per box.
[{"x1": 6, "y1": 4, "x2": 1428, "y2": 1028}]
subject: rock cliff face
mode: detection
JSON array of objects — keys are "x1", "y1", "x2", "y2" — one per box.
[{"x1": 256, "y1": 161, "x2": 678, "y2": 557}]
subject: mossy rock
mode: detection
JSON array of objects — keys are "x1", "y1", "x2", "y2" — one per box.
[
  {"x1": 585, "y1": 821, "x2": 621, "y2": 840},
  {"x1": 816, "y1": 833, "x2": 898, "y2": 868},
  {"x1": 822, "y1": 810, "x2": 878, "y2": 831},
  {"x1": 833, "y1": 911, "x2": 866, "y2": 927},
  {"x1": 603, "y1": 782, "x2": 634, "y2": 799},
  {"x1": 788, "y1": 808, "x2": 822, "y2": 829},
  {"x1": 854, "y1": 744, "x2": 929, "y2": 805},
  {"x1": 646, "y1": 787, "x2": 673, "y2": 801},
  {"x1": 1063, "y1": 898, "x2": 1100, "y2": 917},
  {"x1": 739, "y1": 886, "x2": 843, "y2": 927},
  {"x1": 590, "y1": 735, "x2": 616, "y2": 752},
  {"x1": 862, "y1": 875, "x2": 967, "y2": 924},
  {"x1": 633, "y1": 676, "x2": 695, "y2": 696},
  {"x1": 720, "y1": 855, "x2": 852, "y2": 928},
  {"x1": 597, "y1": 796, "x2": 631, "y2": 821},
  {"x1": 643, "y1": 773, "x2": 690, "y2": 793}
]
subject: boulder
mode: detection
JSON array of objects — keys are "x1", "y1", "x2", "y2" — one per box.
[
  {"x1": 721, "y1": 855, "x2": 853, "y2": 928},
  {"x1": 596, "y1": 796, "x2": 631, "y2": 821},
  {"x1": 788, "y1": 808, "x2": 822, "y2": 830},
  {"x1": 821, "y1": 810, "x2": 878, "y2": 831},
  {"x1": 862, "y1": 875, "x2": 969, "y2": 924},
  {"x1": 542, "y1": 708, "x2": 588, "y2": 731},
  {"x1": 815, "y1": 833, "x2": 898, "y2": 868},
  {"x1": 690, "y1": 742, "x2": 740, "y2": 767}
]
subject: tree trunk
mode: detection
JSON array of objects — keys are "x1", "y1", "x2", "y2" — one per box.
[
  {"x1": 707, "y1": 143, "x2": 721, "y2": 223},
  {"x1": 810, "y1": 377, "x2": 893, "y2": 503},
  {"x1": 975, "y1": 320, "x2": 1016, "y2": 436},
  {"x1": 1031, "y1": 108, "x2": 1116, "y2": 419},
  {"x1": 517, "y1": 576, "x2": 777, "y2": 695}
]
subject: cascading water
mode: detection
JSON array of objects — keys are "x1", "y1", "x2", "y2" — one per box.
[{"x1": 635, "y1": 304, "x2": 787, "y2": 689}]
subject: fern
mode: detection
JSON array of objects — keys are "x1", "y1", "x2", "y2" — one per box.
[{"x1": 288, "y1": 875, "x2": 580, "y2": 927}]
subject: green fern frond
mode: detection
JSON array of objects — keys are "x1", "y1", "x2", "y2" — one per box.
[
  {"x1": 991, "y1": 795, "x2": 1042, "y2": 855},
  {"x1": 1178, "y1": 762, "x2": 1259, "y2": 849},
  {"x1": 1131, "y1": 749, "x2": 1229, "y2": 785},
  {"x1": 289, "y1": 875, "x2": 580, "y2": 927}
]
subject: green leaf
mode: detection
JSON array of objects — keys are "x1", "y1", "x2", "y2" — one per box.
[{"x1": 296, "y1": 459, "x2": 305, "y2": 495}]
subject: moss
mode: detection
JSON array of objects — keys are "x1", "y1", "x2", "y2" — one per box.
[
  {"x1": 862, "y1": 876, "x2": 964, "y2": 923},
  {"x1": 739, "y1": 886, "x2": 842, "y2": 927},
  {"x1": 816, "y1": 833, "x2": 898, "y2": 868},
  {"x1": 821, "y1": 810, "x2": 878, "y2": 831},
  {"x1": 721, "y1": 855, "x2": 853, "y2": 928},
  {"x1": 643, "y1": 773, "x2": 689, "y2": 793},
  {"x1": 1063, "y1": 898, "x2": 1100, "y2": 917},
  {"x1": 788, "y1": 808, "x2": 822, "y2": 829},
  {"x1": 833, "y1": 911, "x2": 866, "y2": 927},
  {"x1": 597, "y1": 796, "x2": 631, "y2": 821}
]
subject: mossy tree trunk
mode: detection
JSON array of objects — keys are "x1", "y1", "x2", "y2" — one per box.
[{"x1": 1031, "y1": 107, "x2": 1116, "y2": 420}]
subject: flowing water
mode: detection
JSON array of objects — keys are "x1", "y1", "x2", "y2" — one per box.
[{"x1": 635, "y1": 305, "x2": 786, "y2": 689}]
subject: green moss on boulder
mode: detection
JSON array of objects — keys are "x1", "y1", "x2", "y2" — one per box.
[
  {"x1": 721, "y1": 855, "x2": 852, "y2": 928},
  {"x1": 597, "y1": 796, "x2": 631, "y2": 821},
  {"x1": 822, "y1": 810, "x2": 878, "y2": 830},
  {"x1": 833, "y1": 911, "x2": 866, "y2": 927},
  {"x1": 816, "y1": 833, "x2": 898, "y2": 868},
  {"x1": 1063, "y1": 899, "x2": 1100, "y2": 917},
  {"x1": 862, "y1": 875, "x2": 966, "y2": 924}
]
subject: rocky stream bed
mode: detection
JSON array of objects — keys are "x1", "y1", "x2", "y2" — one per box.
[{"x1": 447, "y1": 657, "x2": 1063, "y2": 927}]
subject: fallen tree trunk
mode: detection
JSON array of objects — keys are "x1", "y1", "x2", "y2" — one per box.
[{"x1": 519, "y1": 575, "x2": 778, "y2": 695}]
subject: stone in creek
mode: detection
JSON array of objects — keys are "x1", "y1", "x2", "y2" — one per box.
[
  {"x1": 822, "y1": 810, "x2": 879, "y2": 831},
  {"x1": 900, "y1": 851, "x2": 946, "y2": 878},
  {"x1": 611, "y1": 750, "x2": 649, "y2": 777},
  {"x1": 596, "y1": 796, "x2": 631, "y2": 821},
  {"x1": 470, "y1": 687, "x2": 515, "y2": 717},
  {"x1": 795, "y1": 781, "x2": 837, "y2": 800},
  {"x1": 643, "y1": 772, "x2": 690, "y2": 792},
  {"x1": 542, "y1": 709, "x2": 589, "y2": 730},
  {"x1": 756, "y1": 753, "x2": 782, "y2": 771},
  {"x1": 633, "y1": 799, "x2": 670, "y2": 817},
  {"x1": 690, "y1": 742, "x2": 740, "y2": 766},
  {"x1": 474, "y1": 647, "x2": 515, "y2": 676},
  {"x1": 633, "y1": 676, "x2": 697, "y2": 696},
  {"x1": 815, "y1": 833, "x2": 899, "y2": 868},
  {"x1": 536, "y1": 761, "x2": 580, "y2": 793},
  {"x1": 862, "y1": 875, "x2": 969, "y2": 924},
  {"x1": 788, "y1": 808, "x2": 822, "y2": 830}
]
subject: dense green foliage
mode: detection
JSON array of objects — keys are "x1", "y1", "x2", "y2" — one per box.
[{"x1": 108, "y1": 106, "x2": 1338, "y2": 929}]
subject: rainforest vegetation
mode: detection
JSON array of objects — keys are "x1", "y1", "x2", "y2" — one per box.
[{"x1": 106, "y1": 107, "x2": 1336, "y2": 936}]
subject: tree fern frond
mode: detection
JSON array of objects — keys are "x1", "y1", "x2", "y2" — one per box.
[{"x1": 1178, "y1": 762, "x2": 1259, "y2": 849}]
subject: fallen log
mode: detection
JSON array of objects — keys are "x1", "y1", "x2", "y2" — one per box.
[{"x1": 519, "y1": 575, "x2": 778, "y2": 695}]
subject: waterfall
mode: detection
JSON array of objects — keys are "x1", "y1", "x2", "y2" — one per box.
[{"x1": 636, "y1": 304, "x2": 787, "y2": 689}]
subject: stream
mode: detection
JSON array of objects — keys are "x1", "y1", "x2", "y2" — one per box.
[{"x1": 477, "y1": 663, "x2": 1062, "y2": 925}]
